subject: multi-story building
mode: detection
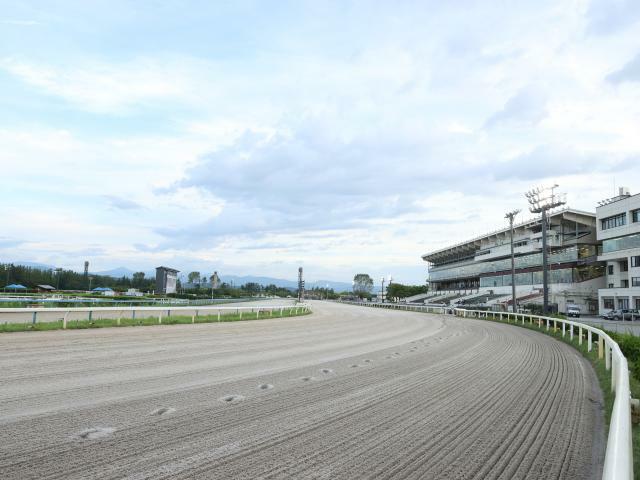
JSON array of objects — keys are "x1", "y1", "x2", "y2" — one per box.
[
  {"x1": 596, "y1": 188, "x2": 640, "y2": 314},
  {"x1": 422, "y1": 208, "x2": 605, "y2": 313}
]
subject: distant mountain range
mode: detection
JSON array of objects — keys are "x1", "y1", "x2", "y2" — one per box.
[{"x1": 8, "y1": 262, "x2": 354, "y2": 292}]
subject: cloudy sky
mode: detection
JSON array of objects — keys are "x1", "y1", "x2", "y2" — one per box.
[{"x1": 1, "y1": 0, "x2": 639, "y2": 284}]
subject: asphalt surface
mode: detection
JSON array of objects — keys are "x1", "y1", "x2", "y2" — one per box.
[
  {"x1": 0, "y1": 301, "x2": 604, "y2": 479},
  {"x1": 579, "y1": 315, "x2": 640, "y2": 336}
]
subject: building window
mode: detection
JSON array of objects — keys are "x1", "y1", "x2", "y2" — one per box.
[
  {"x1": 632, "y1": 256, "x2": 640, "y2": 268},
  {"x1": 608, "y1": 265, "x2": 614, "y2": 275},
  {"x1": 633, "y1": 277, "x2": 640, "y2": 287},
  {"x1": 619, "y1": 298, "x2": 630, "y2": 309},
  {"x1": 608, "y1": 283, "x2": 614, "y2": 288},
  {"x1": 601, "y1": 213, "x2": 627, "y2": 230},
  {"x1": 604, "y1": 298, "x2": 614, "y2": 309},
  {"x1": 621, "y1": 261, "x2": 629, "y2": 272},
  {"x1": 622, "y1": 279, "x2": 629, "y2": 288},
  {"x1": 633, "y1": 209, "x2": 640, "y2": 223}
]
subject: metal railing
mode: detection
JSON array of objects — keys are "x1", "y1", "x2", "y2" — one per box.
[
  {"x1": 0, "y1": 303, "x2": 310, "y2": 327},
  {"x1": 338, "y1": 300, "x2": 633, "y2": 480}
]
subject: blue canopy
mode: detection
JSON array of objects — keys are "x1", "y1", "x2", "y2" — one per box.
[
  {"x1": 5, "y1": 284, "x2": 27, "y2": 290},
  {"x1": 92, "y1": 287, "x2": 113, "y2": 292}
]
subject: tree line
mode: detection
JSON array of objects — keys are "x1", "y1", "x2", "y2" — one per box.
[
  {"x1": 352, "y1": 273, "x2": 427, "y2": 300},
  {"x1": 0, "y1": 263, "x2": 154, "y2": 291}
]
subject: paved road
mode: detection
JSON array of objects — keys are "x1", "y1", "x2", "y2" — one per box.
[
  {"x1": 579, "y1": 315, "x2": 640, "y2": 336},
  {"x1": 0, "y1": 301, "x2": 604, "y2": 479}
]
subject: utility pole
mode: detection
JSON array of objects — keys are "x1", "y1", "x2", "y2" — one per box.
[
  {"x1": 505, "y1": 209, "x2": 520, "y2": 313},
  {"x1": 381, "y1": 277, "x2": 386, "y2": 303},
  {"x1": 525, "y1": 184, "x2": 566, "y2": 314}
]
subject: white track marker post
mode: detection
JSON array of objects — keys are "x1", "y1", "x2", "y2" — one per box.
[
  {"x1": 562, "y1": 322, "x2": 566, "y2": 337},
  {"x1": 217, "y1": 310, "x2": 220, "y2": 322},
  {"x1": 546, "y1": 318, "x2": 550, "y2": 331},
  {"x1": 159, "y1": 313, "x2": 162, "y2": 324},
  {"x1": 63, "y1": 311, "x2": 69, "y2": 329},
  {"x1": 606, "y1": 343, "x2": 611, "y2": 370},
  {"x1": 578, "y1": 326, "x2": 582, "y2": 345},
  {"x1": 256, "y1": 309, "x2": 259, "y2": 319},
  {"x1": 240, "y1": 310, "x2": 243, "y2": 320},
  {"x1": 588, "y1": 330, "x2": 592, "y2": 352},
  {"x1": 192, "y1": 312, "x2": 195, "y2": 324}
]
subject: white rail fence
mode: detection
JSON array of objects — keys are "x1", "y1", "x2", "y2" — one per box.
[
  {"x1": 0, "y1": 304, "x2": 310, "y2": 327},
  {"x1": 338, "y1": 301, "x2": 633, "y2": 480}
]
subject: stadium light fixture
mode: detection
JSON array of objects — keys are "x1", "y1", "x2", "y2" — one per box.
[
  {"x1": 524, "y1": 184, "x2": 566, "y2": 314},
  {"x1": 505, "y1": 209, "x2": 521, "y2": 313}
]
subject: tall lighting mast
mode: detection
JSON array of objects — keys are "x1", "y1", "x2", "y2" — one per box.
[
  {"x1": 298, "y1": 267, "x2": 305, "y2": 302},
  {"x1": 505, "y1": 209, "x2": 520, "y2": 313},
  {"x1": 525, "y1": 184, "x2": 566, "y2": 314}
]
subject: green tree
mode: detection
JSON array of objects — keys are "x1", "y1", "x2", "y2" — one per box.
[
  {"x1": 187, "y1": 271, "x2": 201, "y2": 284},
  {"x1": 243, "y1": 282, "x2": 262, "y2": 295},
  {"x1": 386, "y1": 283, "x2": 428, "y2": 299},
  {"x1": 132, "y1": 271, "x2": 145, "y2": 288},
  {"x1": 353, "y1": 273, "x2": 374, "y2": 298}
]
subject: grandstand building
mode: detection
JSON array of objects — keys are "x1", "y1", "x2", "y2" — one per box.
[
  {"x1": 596, "y1": 188, "x2": 640, "y2": 314},
  {"x1": 421, "y1": 208, "x2": 605, "y2": 313}
]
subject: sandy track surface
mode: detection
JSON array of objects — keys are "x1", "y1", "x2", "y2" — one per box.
[{"x1": 0, "y1": 301, "x2": 603, "y2": 479}]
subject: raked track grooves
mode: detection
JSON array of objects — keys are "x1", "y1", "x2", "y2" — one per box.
[{"x1": 0, "y1": 301, "x2": 604, "y2": 479}]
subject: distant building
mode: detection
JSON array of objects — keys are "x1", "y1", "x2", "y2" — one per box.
[
  {"x1": 596, "y1": 188, "x2": 640, "y2": 314},
  {"x1": 92, "y1": 287, "x2": 115, "y2": 296},
  {"x1": 36, "y1": 284, "x2": 56, "y2": 292},
  {"x1": 125, "y1": 288, "x2": 144, "y2": 297},
  {"x1": 156, "y1": 266, "x2": 179, "y2": 294}
]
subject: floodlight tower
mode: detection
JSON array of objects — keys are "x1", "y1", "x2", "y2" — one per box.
[
  {"x1": 505, "y1": 209, "x2": 520, "y2": 313},
  {"x1": 525, "y1": 184, "x2": 566, "y2": 314}
]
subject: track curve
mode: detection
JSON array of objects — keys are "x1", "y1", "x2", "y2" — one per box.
[{"x1": 0, "y1": 301, "x2": 604, "y2": 479}]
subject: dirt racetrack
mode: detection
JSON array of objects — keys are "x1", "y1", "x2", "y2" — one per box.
[{"x1": 0, "y1": 301, "x2": 604, "y2": 479}]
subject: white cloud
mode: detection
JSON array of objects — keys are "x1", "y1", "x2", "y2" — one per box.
[{"x1": 1, "y1": 57, "x2": 193, "y2": 113}]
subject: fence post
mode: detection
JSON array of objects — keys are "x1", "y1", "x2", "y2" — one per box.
[
  {"x1": 611, "y1": 355, "x2": 617, "y2": 392},
  {"x1": 192, "y1": 313, "x2": 195, "y2": 324},
  {"x1": 605, "y1": 343, "x2": 611, "y2": 371},
  {"x1": 598, "y1": 336, "x2": 604, "y2": 360},
  {"x1": 239, "y1": 310, "x2": 243, "y2": 320},
  {"x1": 546, "y1": 318, "x2": 550, "y2": 331},
  {"x1": 256, "y1": 309, "x2": 259, "y2": 319},
  {"x1": 217, "y1": 310, "x2": 220, "y2": 322},
  {"x1": 562, "y1": 322, "x2": 566, "y2": 337},
  {"x1": 63, "y1": 311, "x2": 68, "y2": 329},
  {"x1": 570, "y1": 324, "x2": 573, "y2": 340},
  {"x1": 588, "y1": 330, "x2": 592, "y2": 352},
  {"x1": 159, "y1": 314, "x2": 162, "y2": 324},
  {"x1": 578, "y1": 326, "x2": 582, "y2": 345}
]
